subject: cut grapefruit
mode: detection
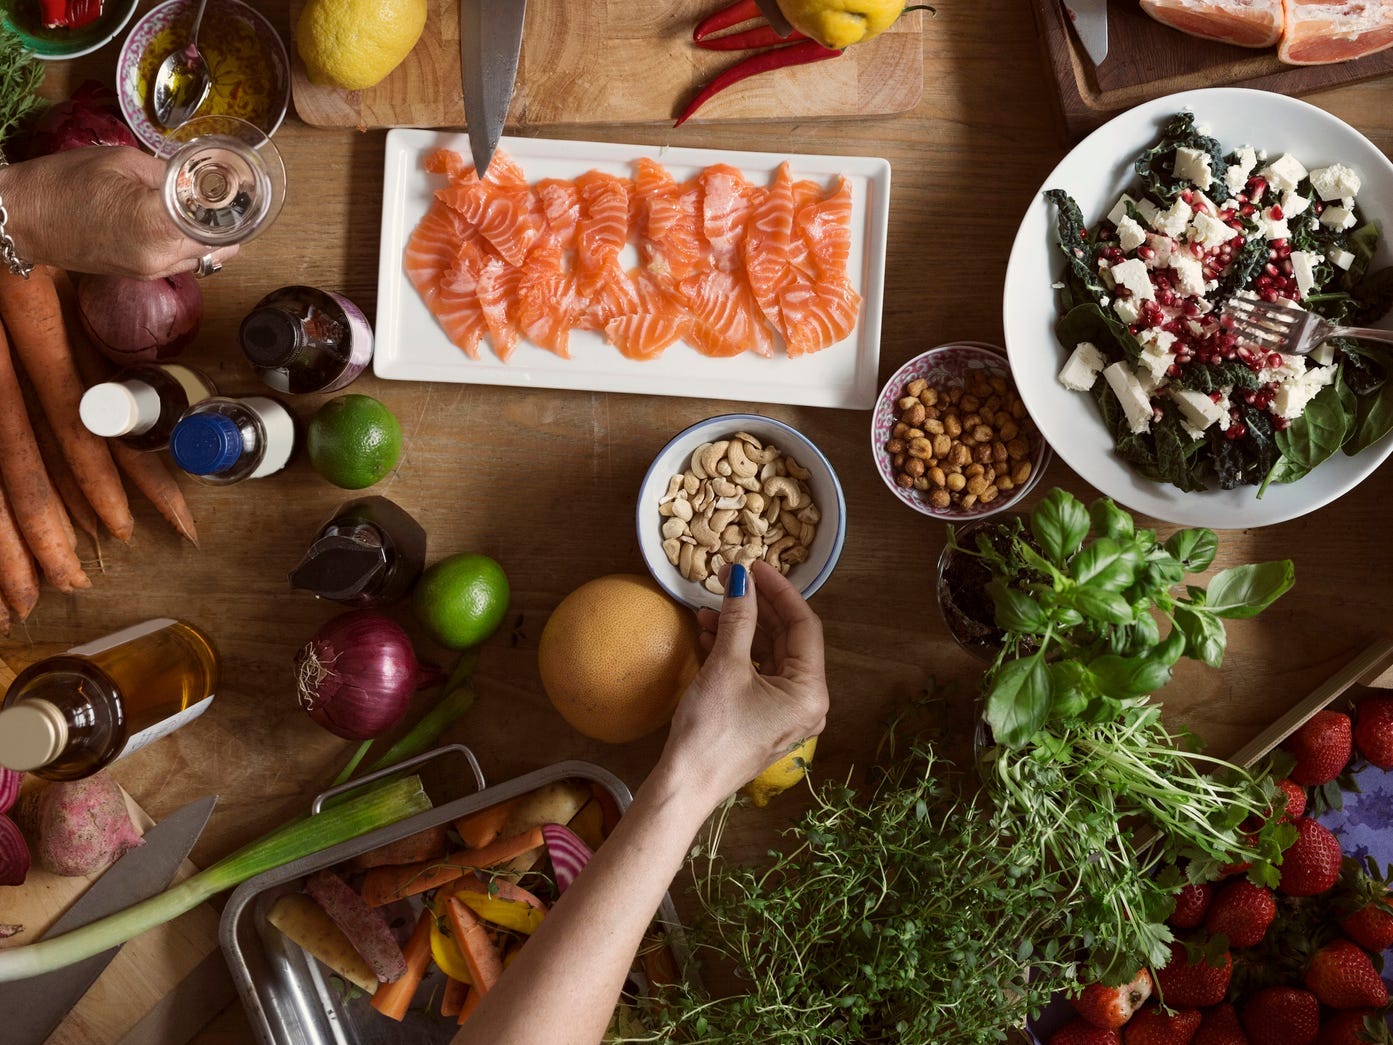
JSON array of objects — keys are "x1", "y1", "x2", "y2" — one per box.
[
  {"x1": 1278, "y1": 0, "x2": 1393, "y2": 63},
  {"x1": 1139, "y1": 0, "x2": 1285, "y2": 47}
]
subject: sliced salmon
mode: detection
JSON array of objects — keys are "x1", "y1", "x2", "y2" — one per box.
[
  {"x1": 403, "y1": 201, "x2": 460, "y2": 313},
  {"x1": 516, "y1": 240, "x2": 579, "y2": 359},
  {"x1": 424, "y1": 149, "x2": 475, "y2": 182},
  {"x1": 476, "y1": 257, "x2": 524, "y2": 361},
  {"x1": 683, "y1": 268, "x2": 773, "y2": 358},
  {"x1": 537, "y1": 179, "x2": 581, "y2": 252},
  {"x1": 632, "y1": 158, "x2": 705, "y2": 290},
  {"x1": 744, "y1": 162, "x2": 797, "y2": 331},
  {"x1": 796, "y1": 177, "x2": 854, "y2": 283},
  {"x1": 605, "y1": 274, "x2": 690, "y2": 360},
  {"x1": 437, "y1": 181, "x2": 541, "y2": 269},
  {"x1": 700, "y1": 165, "x2": 758, "y2": 272},
  {"x1": 780, "y1": 279, "x2": 861, "y2": 357},
  {"x1": 1279, "y1": 0, "x2": 1393, "y2": 62},
  {"x1": 575, "y1": 170, "x2": 640, "y2": 328},
  {"x1": 436, "y1": 252, "x2": 488, "y2": 360},
  {"x1": 1139, "y1": 0, "x2": 1285, "y2": 46}
]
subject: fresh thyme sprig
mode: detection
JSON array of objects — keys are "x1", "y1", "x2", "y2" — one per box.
[{"x1": 0, "y1": 28, "x2": 43, "y2": 148}]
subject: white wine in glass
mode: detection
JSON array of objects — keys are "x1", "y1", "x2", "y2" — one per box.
[{"x1": 159, "y1": 116, "x2": 286, "y2": 247}]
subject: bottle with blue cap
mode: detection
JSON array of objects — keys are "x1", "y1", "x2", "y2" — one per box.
[
  {"x1": 78, "y1": 363, "x2": 216, "y2": 452},
  {"x1": 169, "y1": 395, "x2": 296, "y2": 485}
]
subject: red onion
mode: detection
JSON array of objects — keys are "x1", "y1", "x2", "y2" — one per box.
[
  {"x1": 28, "y1": 82, "x2": 140, "y2": 155},
  {"x1": 0, "y1": 769, "x2": 19, "y2": 815},
  {"x1": 296, "y1": 610, "x2": 442, "y2": 741},
  {"x1": 76, "y1": 272, "x2": 203, "y2": 364},
  {"x1": 0, "y1": 815, "x2": 29, "y2": 887}
]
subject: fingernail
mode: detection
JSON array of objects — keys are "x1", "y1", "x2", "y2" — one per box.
[{"x1": 726, "y1": 563, "x2": 747, "y2": 598}]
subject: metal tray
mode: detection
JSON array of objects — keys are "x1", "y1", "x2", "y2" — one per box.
[{"x1": 220, "y1": 746, "x2": 689, "y2": 1045}]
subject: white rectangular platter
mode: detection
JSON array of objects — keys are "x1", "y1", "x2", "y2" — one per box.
[{"x1": 375, "y1": 131, "x2": 891, "y2": 409}]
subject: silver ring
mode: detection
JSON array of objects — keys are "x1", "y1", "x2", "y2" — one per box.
[{"x1": 193, "y1": 253, "x2": 222, "y2": 279}]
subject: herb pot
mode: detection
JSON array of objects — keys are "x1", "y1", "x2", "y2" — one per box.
[{"x1": 937, "y1": 516, "x2": 1021, "y2": 663}]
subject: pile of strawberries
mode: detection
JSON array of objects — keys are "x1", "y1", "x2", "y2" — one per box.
[{"x1": 1049, "y1": 694, "x2": 1393, "y2": 1045}]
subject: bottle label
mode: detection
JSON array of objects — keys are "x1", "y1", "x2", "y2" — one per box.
[
  {"x1": 67, "y1": 618, "x2": 177, "y2": 656},
  {"x1": 321, "y1": 292, "x2": 375, "y2": 393},
  {"x1": 243, "y1": 396, "x2": 296, "y2": 478},
  {"x1": 118, "y1": 695, "x2": 214, "y2": 760}
]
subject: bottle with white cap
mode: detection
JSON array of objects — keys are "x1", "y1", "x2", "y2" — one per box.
[
  {"x1": 0, "y1": 619, "x2": 218, "y2": 781},
  {"x1": 169, "y1": 395, "x2": 296, "y2": 486},
  {"x1": 78, "y1": 364, "x2": 216, "y2": 451}
]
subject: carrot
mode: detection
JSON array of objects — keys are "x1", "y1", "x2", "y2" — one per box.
[
  {"x1": 0, "y1": 327, "x2": 88, "y2": 592},
  {"x1": 460, "y1": 826, "x2": 545, "y2": 871},
  {"x1": 441, "y1": 976, "x2": 469, "y2": 1018},
  {"x1": 0, "y1": 268, "x2": 132, "y2": 541},
  {"x1": 347, "y1": 824, "x2": 449, "y2": 871},
  {"x1": 360, "y1": 827, "x2": 546, "y2": 907},
  {"x1": 0, "y1": 485, "x2": 38, "y2": 619},
  {"x1": 453, "y1": 796, "x2": 522, "y2": 849},
  {"x1": 108, "y1": 442, "x2": 199, "y2": 546},
  {"x1": 28, "y1": 405, "x2": 100, "y2": 546},
  {"x1": 451, "y1": 875, "x2": 547, "y2": 911},
  {"x1": 445, "y1": 898, "x2": 502, "y2": 996},
  {"x1": 369, "y1": 909, "x2": 432, "y2": 1022},
  {"x1": 457, "y1": 984, "x2": 482, "y2": 1025}
]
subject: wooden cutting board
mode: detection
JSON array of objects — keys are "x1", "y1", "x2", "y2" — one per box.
[
  {"x1": 288, "y1": 0, "x2": 924, "y2": 129},
  {"x1": 1032, "y1": 0, "x2": 1393, "y2": 139},
  {"x1": 0, "y1": 654, "x2": 221, "y2": 1045}
]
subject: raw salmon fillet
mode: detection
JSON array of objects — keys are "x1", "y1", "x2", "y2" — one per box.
[
  {"x1": 1139, "y1": 0, "x2": 1285, "y2": 46},
  {"x1": 1279, "y1": 0, "x2": 1393, "y2": 62}
]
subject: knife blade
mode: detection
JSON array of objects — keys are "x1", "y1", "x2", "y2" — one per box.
[
  {"x1": 1063, "y1": 0, "x2": 1109, "y2": 66},
  {"x1": 459, "y1": 0, "x2": 528, "y2": 178},
  {"x1": 752, "y1": 0, "x2": 796, "y2": 38},
  {"x1": 0, "y1": 794, "x2": 217, "y2": 1045}
]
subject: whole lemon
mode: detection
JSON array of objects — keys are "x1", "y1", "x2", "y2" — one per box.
[
  {"x1": 538, "y1": 575, "x2": 701, "y2": 744},
  {"x1": 297, "y1": 0, "x2": 428, "y2": 91},
  {"x1": 741, "y1": 737, "x2": 818, "y2": 807},
  {"x1": 776, "y1": 0, "x2": 905, "y2": 49}
]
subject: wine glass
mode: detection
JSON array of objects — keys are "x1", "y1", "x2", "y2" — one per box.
[{"x1": 158, "y1": 116, "x2": 286, "y2": 247}]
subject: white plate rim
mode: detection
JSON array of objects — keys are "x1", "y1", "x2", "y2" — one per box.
[
  {"x1": 374, "y1": 131, "x2": 891, "y2": 410},
  {"x1": 1003, "y1": 87, "x2": 1393, "y2": 529}
]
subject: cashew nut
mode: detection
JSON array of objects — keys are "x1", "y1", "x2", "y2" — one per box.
[
  {"x1": 697, "y1": 440, "x2": 730, "y2": 479},
  {"x1": 741, "y1": 509, "x2": 769, "y2": 537},
  {"x1": 721, "y1": 524, "x2": 741, "y2": 543},
  {"x1": 709, "y1": 508, "x2": 740, "y2": 534},
  {"x1": 661, "y1": 518, "x2": 687, "y2": 541},
  {"x1": 662, "y1": 538, "x2": 682, "y2": 566},
  {"x1": 712, "y1": 478, "x2": 740, "y2": 499},
  {"x1": 714, "y1": 495, "x2": 745, "y2": 511},
  {"x1": 733, "y1": 474, "x2": 761, "y2": 493},
  {"x1": 689, "y1": 514, "x2": 722, "y2": 551},
  {"x1": 765, "y1": 536, "x2": 798, "y2": 571},
  {"x1": 683, "y1": 473, "x2": 700, "y2": 496},
  {"x1": 689, "y1": 548, "x2": 710, "y2": 582},
  {"x1": 763, "y1": 476, "x2": 807, "y2": 510},
  {"x1": 726, "y1": 440, "x2": 759, "y2": 479},
  {"x1": 785, "y1": 456, "x2": 812, "y2": 481},
  {"x1": 760, "y1": 461, "x2": 781, "y2": 482},
  {"x1": 784, "y1": 545, "x2": 810, "y2": 567},
  {"x1": 660, "y1": 474, "x2": 683, "y2": 503},
  {"x1": 690, "y1": 442, "x2": 714, "y2": 479},
  {"x1": 733, "y1": 432, "x2": 763, "y2": 449},
  {"x1": 747, "y1": 443, "x2": 780, "y2": 466},
  {"x1": 704, "y1": 575, "x2": 726, "y2": 595},
  {"x1": 796, "y1": 505, "x2": 821, "y2": 526},
  {"x1": 678, "y1": 542, "x2": 695, "y2": 577},
  {"x1": 745, "y1": 492, "x2": 766, "y2": 515},
  {"x1": 672, "y1": 498, "x2": 693, "y2": 522}
]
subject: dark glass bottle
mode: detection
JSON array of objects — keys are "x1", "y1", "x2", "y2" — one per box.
[
  {"x1": 240, "y1": 286, "x2": 374, "y2": 394},
  {"x1": 78, "y1": 363, "x2": 216, "y2": 451},
  {"x1": 289, "y1": 496, "x2": 427, "y2": 607}
]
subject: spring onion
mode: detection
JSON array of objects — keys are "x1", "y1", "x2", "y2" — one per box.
[{"x1": 0, "y1": 775, "x2": 432, "y2": 982}]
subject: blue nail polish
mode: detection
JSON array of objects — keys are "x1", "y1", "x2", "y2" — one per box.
[{"x1": 727, "y1": 563, "x2": 748, "y2": 598}]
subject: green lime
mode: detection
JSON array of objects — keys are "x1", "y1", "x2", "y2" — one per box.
[
  {"x1": 413, "y1": 554, "x2": 510, "y2": 650},
  {"x1": 307, "y1": 394, "x2": 402, "y2": 489}
]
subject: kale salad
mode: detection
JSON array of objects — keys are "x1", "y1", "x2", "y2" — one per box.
[{"x1": 1046, "y1": 112, "x2": 1393, "y2": 493}]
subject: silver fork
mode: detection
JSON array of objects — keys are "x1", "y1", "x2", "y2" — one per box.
[{"x1": 1222, "y1": 296, "x2": 1393, "y2": 356}]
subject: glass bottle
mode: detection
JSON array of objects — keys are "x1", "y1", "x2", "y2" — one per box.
[
  {"x1": 78, "y1": 363, "x2": 216, "y2": 451},
  {"x1": 289, "y1": 496, "x2": 427, "y2": 607},
  {"x1": 0, "y1": 619, "x2": 219, "y2": 781},
  {"x1": 169, "y1": 395, "x2": 295, "y2": 485},
  {"x1": 240, "y1": 286, "x2": 374, "y2": 394}
]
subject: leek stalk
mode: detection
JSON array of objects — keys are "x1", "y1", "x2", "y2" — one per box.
[{"x1": 0, "y1": 775, "x2": 432, "y2": 982}]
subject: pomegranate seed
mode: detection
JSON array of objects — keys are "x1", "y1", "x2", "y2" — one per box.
[
  {"x1": 1220, "y1": 334, "x2": 1237, "y2": 350},
  {"x1": 1314, "y1": 201, "x2": 1324, "y2": 214},
  {"x1": 1152, "y1": 407, "x2": 1165, "y2": 422},
  {"x1": 1256, "y1": 274, "x2": 1273, "y2": 289},
  {"x1": 1264, "y1": 263, "x2": 1280, "y2": 277},
  {"x1": 1243, "y1": 391, "x2": 1256, "y2": 404},
  {"x1": 1227, "y1": 423, "x2": 1247, "y2": 440},
  {"x1": 1260, "y1": 287, "x2": 1279, "y2": 302},
  {"x1": 1182, "y1": 190, "x2": 1196, "y2": 203},
  {"x1": 1098, "y1": 227, "x2": 1112, "y2": 240},
  {"x1": 1158, "y1": 289, "x2": 1177, "y2": 307},
  {"x1": 1280, "y1": 260, "x2": 1293, "y2": 275},
  {"x1": 1270, "y1": 204, "x2": 1284, "y2": 220},
  {"x1": 1266, "y1": 353, "x2": 1283, "y2": 368},
  {"x1": 1248, "y1": 176, "x2": 1267, "y2": 196},
  {"x1": 1275, "y1": 416, "x2": 1290, "y2": 430},
  {"x1": 1138, "y1": 245, "x2": 1156, "y2": 260},
  {"x1": 1210, "y1": 391, "x2": 1223, "y2": 403},
  {"x1": 1194, "y1": 201, "x2": 1210, "y2": 215},
  {"x1": 1189, "y1": 242, "x2": 1205, "y2": 258},
  {"x1": 1240, "y1": 203, "x2": 1257, "y2": 216},
  {"x1": 1168, "y1": 363, "x2": 1182, "y2": 377}
]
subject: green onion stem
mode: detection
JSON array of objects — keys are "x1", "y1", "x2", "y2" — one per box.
[{"x1": 331, "y1": 740, "x2": 374, "y2": 788}]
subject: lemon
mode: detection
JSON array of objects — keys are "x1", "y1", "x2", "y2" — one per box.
[
  {"x1": 741, "y1": 736, "x2": 818, "y2": 807},
  {"x1": 413, "y1": 553, "x2": 510, "y2": 650},
  {"x1": 307, "y1": 394, "x2": 402, "y2": 489},
  {"x1": 776, "y1": 0, "x2": 904, "y2": 49},
  {"x1": 297, "y1": 0, "x2": 427, "y2": 91}
]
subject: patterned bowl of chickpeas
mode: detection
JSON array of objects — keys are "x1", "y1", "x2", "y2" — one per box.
[{"x1": 871, "y1": 343, "x2": 1051, "y2": 519}]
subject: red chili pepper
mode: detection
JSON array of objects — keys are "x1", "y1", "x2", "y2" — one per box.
[
  {"x1": 693, "y1": 0, "x2": 762, "y2": 42},
  {"x1": 697, "y1": 25, "x2": 809, "y2": 50},
  {"x1": 675, "y1": 40, "x2": 843, "y2": 127}
]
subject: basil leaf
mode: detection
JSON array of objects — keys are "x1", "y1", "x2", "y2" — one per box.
[
  {"x1": 1089, "y1": 498, "x2": 1134, "y2": 541},
  {"x1": 1123, "y1": 613, "x2": 1162, "y2": 656},
  {"x1": 1202, "y1": 561, "x2": 1295, "y2": 619},
  {"x1": 1173, "y1": 604, "x2": 1226, "y2": 667},
  {"x1": 1069, "y1": 537, "x2": 1142, "y2": 592},
  {"x1": 1048, "y1": 660, "x2": 1095, "y2": 721},
  {"x1": 1153, "y1": 627, "x2": 1186, "y2": 666},
  {"x1": 985, "y1": 655, "x2": 1053, "y2": 749},
  {"x1": 1031, "y1": 488, "x2": 1091, "y2": 566},
  {"x1": 1165, "y1": 529, "x2": 1219, "y2": 572},
  {"x1": 1348, "y1": 381, "x2": 1393, "y2": 455},
  {"x1": 1072, "y1": 589, "x2": 1134, "y2": 625},
  {"x1": 989, "y1": 581, "x2": 1050, "y2": 634},
  {"x1": 1089, "y1": 653, "x2": 1173, "y2": 698}
]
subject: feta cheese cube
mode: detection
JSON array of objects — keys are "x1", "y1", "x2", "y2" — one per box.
[
  {"x1": 1309, "y1": 164, "x2": 1362, "y2": 202},
  {"x1": 1152, "y1": 199, "x2": 1194, "y2": 238},
  {"x1": 1273, "y1": 364, "x2": 1336, "y2": 420},
  {"x1": 1116, "y1": 215, "x2": 1147, "y2": 253},
  {"x1": 1259, "y1": 350, "x2": 1307, "y2": 385},
  {"x1": 1180, "y1": 419, "x2": 1208, "y2": 441},
  {"x1": 1291, "y1": 250, "x2": 1322, "y2": 299},
  {"x1": 1135, "y1": 198, "x2": 1162, "y2": 226},
  {"x1": 1329, "y1": 247, "x2": 1356, "y2": 270},
  {"x1": 1189, "y1": 211, "x2": 1239, "y2": 246},
  {"x1": 1257, "y1": 213, "x2": 1291, "y2": 240},
  {"x1": 1172, "y1": 147, "x2": 1213, "y2": 190},
  {"x1": 1136, "y1": 368, "x2": 1168, "y2": 396},
  {"x1": 1171, "y1": 254, "x2": 1206, "y2": 298},
  {"x1": 1138, "y1": 329, "x2": 1178, "y2": 381},
  {"x1": 1194, "y1": 192, "x2": 1222, "y2": 217},
  {"x1": 1107, "y1": 194, "x2": 1136, "y2": 227},
  {"x1": 1281, "y1": 191, "x2": 1311, "y2": 218},
  {"x1": 1058, "y1": 341, "x2": 1108, "y2": 392},
  {"x1": 1223, "y1": 146, "x2": 1258, "y2": 195},
  {"x1": 1110, "y1": 258, "x2": 1154, "y2": 302},
  {"x1": 1113, "y1": 297, "x2": 1142, "y2": 325},
  {"x1": 1311, "y1": 340, "x2": 1336, "y2": 366},
  {"x1": 1103, "y1": 362, "x2": 1154, "y2": 434},
  {"x1": 1171, "y1": 388, "x2": 1227, "y2": 431},
  {"x1": 1320, "y1": 205, "x2": 1357, "y2": 231},
  {"x1": 1143, "y1": 233, "x2": 1174, "y2": 269},
  {"x1": 1261, "y1": 154, "x2": 1309, "y2": 195},
  {"x1": 1139, "y1": 328, "x2": 1177, "y2": 353}
]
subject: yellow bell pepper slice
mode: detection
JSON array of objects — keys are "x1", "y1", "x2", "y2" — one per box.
[
  {"x1": 427, "y1": 903, "x2": 474, "y2": 984},
  {"x1": 455, "y1": 891, "x2": 546, "y2": 935}
]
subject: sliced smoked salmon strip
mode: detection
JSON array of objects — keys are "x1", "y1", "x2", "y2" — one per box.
[
  {"x1": 797, "y1": 177, "x2": 854, "y2": 282},
  {"x1": 575, "y1": 171, "x2": 640, "y2": 328},
  {"x1": 603, "y1": 270, "x2": 691, "y2": 361},
  {"x1": 781, "y1": 279, "x2": 862, "y2": 357},
  {"x1": 632, "y1": 159, "x2": 705, "y2": 290},
  {"x1": 700, "y1": 165, "x2": 758, "y2": 272},
  {"x1": 1139, "y1": 0, "x2": 1284, "y2": 47},
  {"x1": 684, "y1": 268, "x2": 774, "y2": 358},
  {"x1": 744, "y1": 162, "x2": 797, "y2": 332},
  {"x1": 403, "y1": 201, "x2": 460, "y2": 314},
  {"x1": 438, "y1": 180, "x2": 541, "y2": 269},
  {"x1": 1279, "y1": 0, "x2": 1393, "y2": 62},
  {"x1": 537, "y1": 179, "x2": 581, "y2": 252},
  {"x1": 516, "y1": 240, "x2": 579, "y2": 359},
  {"x1": 476, "y1": 257, "x2": 525, "y2": 361}
]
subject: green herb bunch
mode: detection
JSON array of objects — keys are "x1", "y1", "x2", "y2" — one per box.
[{"x1": 0, "y1": 28, "x2": 43, "y2": 148}]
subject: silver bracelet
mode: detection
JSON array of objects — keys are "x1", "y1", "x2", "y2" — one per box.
[{"x1": 0, "y1": 155, "x2": 33, "y2": 279}]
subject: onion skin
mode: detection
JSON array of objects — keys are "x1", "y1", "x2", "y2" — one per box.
[
  {"x1": 29, "y1": 81, "x2": 140, "y2": 155},
  {"x1": 76, "y1": 272, "x2": 203, "y2": 365},
  {"x1": 296, "y1": 610, "x2": 441, "y2": 742},
  {"x1": 0, "y1": 815, "x2": 30, "y2": 887}
]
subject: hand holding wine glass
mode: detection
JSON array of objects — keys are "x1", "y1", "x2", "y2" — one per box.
[{"x1": 158, "y1": 116, "x2": 287, "y2": 252}]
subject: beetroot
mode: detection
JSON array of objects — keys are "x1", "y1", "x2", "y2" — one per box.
[
  {"x1": 0, "y1": 815, "x2": 28, "y2": 886},
  {"x1": 32, "y1": 773, "x2": 144, "y2": 877}
]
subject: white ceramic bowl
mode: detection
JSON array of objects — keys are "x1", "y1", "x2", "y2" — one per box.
[
  {"x1": 1004, "y1": 88, "x2": 1393, "y2": 529},
  {"x1": 871, "y1": 342, "x2": 1050, "y2": 521},
  {"x1": 636, "y1": 414, "x2": 847, "y2": 611}
]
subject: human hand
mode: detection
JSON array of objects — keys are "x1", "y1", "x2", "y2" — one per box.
[
  {"x1": 659, "y1": 561, "x2": 829, "y2": 808},
  {"x1": 0, "y1": 147, "x2": 237, "y2": 279}
]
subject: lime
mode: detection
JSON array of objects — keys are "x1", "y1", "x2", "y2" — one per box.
[
  {"x1": 413, "y1": 554, "x2": 510, "y2": 650},
  {"x1": 307, "y1": 394, "x2": 402, "y2": 490}
]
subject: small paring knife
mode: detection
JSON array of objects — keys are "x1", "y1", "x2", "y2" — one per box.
[
  {"x1": 1063, "y1": 0, "x2": 1109, "y2": 66},
  {"x1": 752, "y1": 0, "x2": 797, "y2": 38}
]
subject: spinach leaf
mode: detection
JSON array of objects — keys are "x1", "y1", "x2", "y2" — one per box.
[
  {"x1": 1057, "y1": 302, "x2": 1144, "y2": 365},
  {"x1": 1165, "y1": 529, "x2": 1219, "y2": 572},
  {"x1": 1352, "y1": 266, "x2": 1393, "y2": 327},
  {"x1": 1031, "y1": 488, "x2": 1090, "y2": 566},
  {"x1": 1348, "y1": 381, "x2": 1393, "y2": 455},
  {"x1": 1172, "y1": 604, "x2": 1227, "y2": 668},
  {"x1": 1173, "y1": 361, "x2": 1261, "y2": 394},
  {"x1": 1273, "y1": 375, "x2": 1352, "y2": 477},
  {"x1": 1202, "y1": 561, "x2": 1295, "y2": 619},
  {"x1": 1339, "y1": 340, "x2": 1389, "y2": 397},
  {"x1": 1044, "y1": 190, "x2": 1106, "y2": 305},
  {"x1": 985, "y1": 654, "x2": 1052, "y2": 748},
  {"x1": 1134, "y1": 112, "x2": 1231, "y2": 205},
  {"x1": 1342, "y1": 221, "x2": 1380, "y2": 289}
]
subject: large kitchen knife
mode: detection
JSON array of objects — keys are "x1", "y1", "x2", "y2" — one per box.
[
  {"x1": 0, "y1": 794, "x2": 217, "y2": 1045},
  {"x1": 1063, "y1": 0, "x2": 1109, "y2": 66},
  {"x1": 459, "y1": 0, "x2": 528, "y2": 178},
  {"x1": 752, "y1": 0, "x2": 796, "y2": 38}
]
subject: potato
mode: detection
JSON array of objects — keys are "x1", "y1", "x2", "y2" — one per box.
[
  {"x1": 267, "y1": 893, "x2": 378, "y2": 994},
  {"x1": 497, "y1": 781, "x2": 591, "y2": 874}
]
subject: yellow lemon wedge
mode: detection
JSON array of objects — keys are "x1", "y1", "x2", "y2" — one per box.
[
  {"x1": 740, "y1": 736, "x2": 818, "y2": 808},
  {"x1": 776, "y1": 0, "x2": 905, "y2": 49},
  {"x1": 296, "y1": 0, "x2": 427, "y2": 91}
]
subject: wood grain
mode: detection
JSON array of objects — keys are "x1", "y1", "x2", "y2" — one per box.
[{"x1": 287, "y1": 0, "x2": 924, "y2": 128}]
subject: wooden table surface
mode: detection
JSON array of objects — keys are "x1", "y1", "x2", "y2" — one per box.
[{"x1": 20, "y1": 1, "x2": 1393, "y2": 1040}]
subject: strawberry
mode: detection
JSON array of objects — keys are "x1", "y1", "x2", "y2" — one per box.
[
  {"x1": 1316, "y1": 1009, "x2": 1391, "y2": 1045},
  {"x1": 1205, "y1": 879, "x2": 1277, "y2": 948},
  {"x1": 1341, "y1": 894, "x2": 1393, "y2": 952},
  {"x1": 1279, "y1": 818, "x2": 1343, "y2": 897},
  {"x1": 1170, "y1": 883, "x2": 1214, "y2": 930},
  {"x1": 1052, "y1": 1017, "x2": 1122, "y2": 1045},
  {"x1": 1073, "y1": 970, "x2": 1155, "y2": 1029},
  {"x1": 1123, "y1": 1006, "x2": 1202, "y2": 1044},
  {"x1": 1283, "y1": 711, "x2": 1353, "y2": 786},
  {"x1": 1354, "y1": 696, "x2": 1393, "y2": 770},
  {"x1": 1155, "y1": 940, "x2": 1232, "y2": 1008},
  {"x1": 1304, "y1": 938, "x2": 1390, "y2": 1009},
  {"x1": 1276, "y1": 778, "x2": 1307, "y2": 821},
  {"x1": 1240, "y1": 986, "x2": 1320, "y2": 1045},
  {"x1": 1194, "y1": 1004, "x2": 1249, "y2": 1045}
]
